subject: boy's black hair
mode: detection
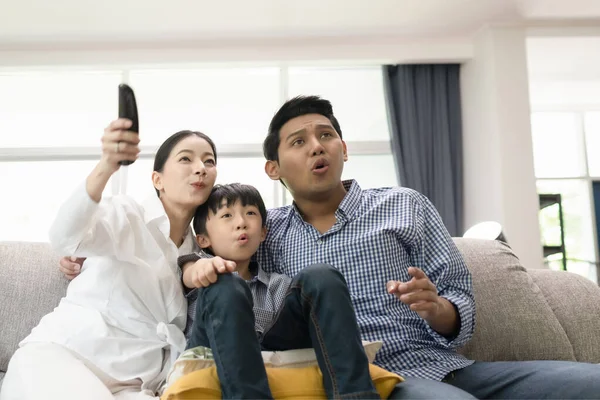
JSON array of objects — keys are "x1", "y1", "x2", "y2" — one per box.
[
  {"x1": 193, "y1": 183, "x2": 268, "y2": 237},
  {"x1": 263, "y1": 95, "x2": 343, "y2": 162}
]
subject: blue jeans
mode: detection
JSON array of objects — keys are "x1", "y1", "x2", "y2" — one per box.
[
  {"x1": 187, "y1": 263, "x2": 378, "y2": 399},
  {"x1": 388, "y1": 360, "x2": 600, "y2": 399}
]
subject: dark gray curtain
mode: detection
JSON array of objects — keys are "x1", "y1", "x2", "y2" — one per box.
[{"x1": 383, "y1": 64, "x2": 463, "y2": 236}]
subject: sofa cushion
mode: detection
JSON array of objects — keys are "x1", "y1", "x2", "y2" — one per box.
[
  {"x1": 453, "y1": 238, "x2": 576, "y2": 362},
  {"x1": 529, "y1": 269, "x2": 600, "y2": 363},
  {"x1": 0, "y1": 242, "x2": 67, "y2": 372}
]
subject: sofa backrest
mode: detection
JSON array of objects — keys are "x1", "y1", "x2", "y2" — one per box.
[
  {"x1": 1, "y1": 239, "x2": 600, "y2": 375},
  {"x1": 0, "y1": 242, "x2": 66, "y2": 372},
  {"x1": 453, "y1": 238, "x2": 600, "y2": 363}
]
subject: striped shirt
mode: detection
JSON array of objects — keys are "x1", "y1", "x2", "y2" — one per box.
[
  {"x1": 178, "y1": 259, "x2": 292, "y2": 338},
  {"x1": 255, "y1": 180, "x2": 476, "y2": 380}
]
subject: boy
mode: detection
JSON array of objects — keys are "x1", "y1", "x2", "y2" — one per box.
[{"x1": 179, "y1": 183, "x2": 378, "y2": 399}]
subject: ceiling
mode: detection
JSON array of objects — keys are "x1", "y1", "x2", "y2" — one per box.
[{"x1": 1, "y1": 0, "x2": 599, "y2": 47}]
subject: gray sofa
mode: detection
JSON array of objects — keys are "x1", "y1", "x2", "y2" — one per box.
[{"x1": 1, "y1": 238, "x2": 600, "y2": 390}]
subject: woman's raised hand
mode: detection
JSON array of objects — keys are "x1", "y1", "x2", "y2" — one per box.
[{"x1": 99, "y1": 119, "x2": 140, "y2": 174}]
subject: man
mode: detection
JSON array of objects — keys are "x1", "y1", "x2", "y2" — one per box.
[{"x1": 62, "y1": 96, "x2": 600, "y2": 399}]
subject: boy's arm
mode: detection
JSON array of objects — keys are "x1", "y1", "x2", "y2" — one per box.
[{"x1": 178, "y1": 253, "x2": 236, "y2": 289}]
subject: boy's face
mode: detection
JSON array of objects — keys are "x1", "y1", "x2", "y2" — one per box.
[
  {"x1": 265, "y1": 113, "x2": 347, "y2": 200},
  {"x1": 196, "y1": 200, "x2": 266, "y2": 263}
]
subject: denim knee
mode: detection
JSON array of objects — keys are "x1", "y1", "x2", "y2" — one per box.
[
  {"x1": 294, "y1": 263, "x2": 347, "y2": 291},
  {"x1": 197, "y1": 273, "x2": 252, "y2": 311}
]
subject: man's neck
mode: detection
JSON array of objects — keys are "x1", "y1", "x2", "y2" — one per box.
[{"x1": 294, "y1": 182, "x2": 347, "y2": 233}]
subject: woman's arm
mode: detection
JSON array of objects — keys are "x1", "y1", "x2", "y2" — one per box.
[{"x1": 49, "y1": 119, "x2": 140, "y2": 257}]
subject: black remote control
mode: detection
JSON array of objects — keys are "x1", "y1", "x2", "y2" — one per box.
[{"x1": 118, "y1": 84, "x2": 139, "y2": 166}]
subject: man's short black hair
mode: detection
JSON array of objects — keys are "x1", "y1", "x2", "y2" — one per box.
[
  {"x1": 193, "y1": 183, "x2": 268, "y2": 237},
  {"x1": 263, "y1": 95, "x2": 342, "y2": 162}
]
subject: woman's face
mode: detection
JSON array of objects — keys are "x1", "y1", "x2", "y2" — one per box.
[{"x1": 152, "y1": 135, "x2": 217, "y2": 210}]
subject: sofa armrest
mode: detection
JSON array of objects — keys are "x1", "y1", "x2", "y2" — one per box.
[{"x1": 529, "y1": 269, "x2": 600, "y2": 363}]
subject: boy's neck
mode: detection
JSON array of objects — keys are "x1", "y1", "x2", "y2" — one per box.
[{"x1": 235, "y1": 259, "x2": 253, "y2": 280}]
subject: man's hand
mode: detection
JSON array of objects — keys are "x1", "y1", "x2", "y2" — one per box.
[
  {"x1": 183, "y1": 257, "x2": 237, "y2": 288},
  {"x1": 387, "y1": 267, "x2": 459, "y2": 337},
  {"x1": 59, "y1": 256, "x2": 85, "y2": 280}
]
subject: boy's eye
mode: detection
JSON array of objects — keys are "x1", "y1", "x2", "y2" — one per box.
[
  {"x1": 247, "y1": 211, "x2": 257, "y2": 216},
  {"x1": 221, "y1": 213, "x2": 232, "y2": 218}
]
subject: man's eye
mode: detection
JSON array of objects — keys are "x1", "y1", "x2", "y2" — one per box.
[{"x1": 292, "y1": 139, "x2": 304, "y2": 146}]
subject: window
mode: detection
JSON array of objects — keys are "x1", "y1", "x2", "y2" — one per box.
[
  {"x1": 0, "y1": 65, "x2": 396, "y2": 242},
  {"x1": 585, "y1": 112, "x2": 600, "y2": 177},
  {"x1": 531, "y1": 111, "x2": 599, "y2": 282},
  {"x1": 0, "y1": 71, "x2": 120, "y2": 148}
]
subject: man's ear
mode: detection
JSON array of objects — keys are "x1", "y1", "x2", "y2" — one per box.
[
  {"x1": 195, "y1": 234, "x2": 212, "y2": 249},
  {"x1": 152, "y1": 171, "x2": 163, "y2": 193},
  {"x1": 342, "y1": 140, "x2": 348, "y2": 162},
  {"x1": 265, "y1": 160, "x2": 280, "y2": 181}
]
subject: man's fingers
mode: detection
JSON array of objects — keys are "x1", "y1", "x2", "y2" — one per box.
[
  {"x1": 399, "y1": 290, "x2": 437, "y2": 305},
  {"x1": 408, "y1": 267, "x2": 427, "y2": 279}
]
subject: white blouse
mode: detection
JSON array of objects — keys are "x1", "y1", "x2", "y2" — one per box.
[{"x1": 21, "y1": 183, "x2": 195, "y2": 393}]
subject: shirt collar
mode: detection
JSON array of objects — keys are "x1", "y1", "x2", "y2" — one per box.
[
  {"x1": 141, "y1": 194, "x2": 194, "y2": 250},
  {"x1": 248, "y1": 261, "x2": 270, "y2": 286},
  {"x1": 291, "y1": 179, "x2": 363, "y2": 223},
  {"x1": 141, "y1": 193, "x2": 168, "y2": 225}
]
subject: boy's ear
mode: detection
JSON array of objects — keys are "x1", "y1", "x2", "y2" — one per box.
[
  {"x1": 260, "y1": 227, "x2": 267, "y2": 242},
  {"x1": 195, "y1": 234, "x2": 212, "y2": 249}
]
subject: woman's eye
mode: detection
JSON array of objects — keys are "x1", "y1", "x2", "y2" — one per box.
[
  {"x1": 204, "y1": 159, "x2": 215, "y2": 166},
  {"x1": 180, "y1": 156, "x2": 191, "y2": 162}
]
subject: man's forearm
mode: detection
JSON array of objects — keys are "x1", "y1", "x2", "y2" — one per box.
[{"x1": 426, "y1": 297, "x2": 460, "y2": 337}]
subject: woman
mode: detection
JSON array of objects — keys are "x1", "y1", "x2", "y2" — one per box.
[{"x1": 1, "y1": 119, "x2": 218, "y2": 400}]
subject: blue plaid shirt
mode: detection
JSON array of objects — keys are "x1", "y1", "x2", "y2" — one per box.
[{"x1": 255, "y1": 180, "x2": 475, "y2": 380}]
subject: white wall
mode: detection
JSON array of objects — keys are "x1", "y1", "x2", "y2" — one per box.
[{"x1": 461, "y1": 26, "x2": 545, "y2": 269}]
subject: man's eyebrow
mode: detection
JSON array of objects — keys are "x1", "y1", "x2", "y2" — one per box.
[
  {"x1": 285, "y1": 123, "x2": 335, "y2": 142},
  {"x1": 285, "y1": 128, "x2": 306, "y2": 142}
]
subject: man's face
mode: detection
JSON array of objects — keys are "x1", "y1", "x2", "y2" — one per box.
[
  {"x1": 196, "y1": 200, "x2": 266, "y2": 263},
  {"x1": 265, "y1": 113, "x2": 347, "y2": 199}
]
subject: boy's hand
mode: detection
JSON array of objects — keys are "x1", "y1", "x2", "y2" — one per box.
[
  {"x1": 187, "y1": 257, "x2": 236, "y2": 288},
  {"x1": 59, "y1": 256, "x2": 86, "y2": 280}
]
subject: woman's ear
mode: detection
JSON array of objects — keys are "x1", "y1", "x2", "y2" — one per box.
[{"x1": 152, "y1": 171, "x2": 163, "y2": 193}]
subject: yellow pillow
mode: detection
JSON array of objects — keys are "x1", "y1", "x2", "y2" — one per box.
[{"x1": 161, "y1": 364, "x2": 402, "y2": 400}]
